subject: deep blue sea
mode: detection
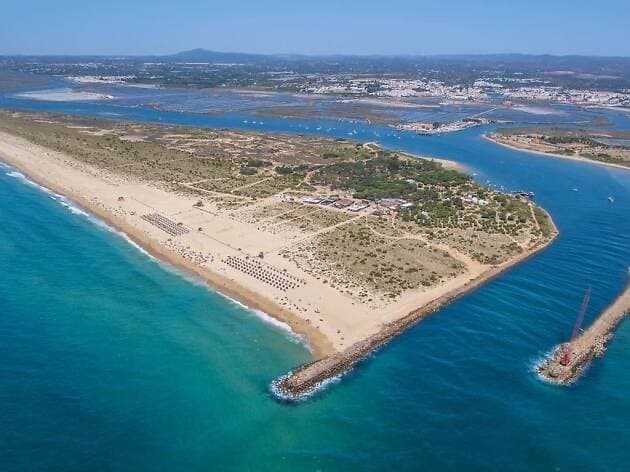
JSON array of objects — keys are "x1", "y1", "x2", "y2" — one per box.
[{"x1": 1, "y1": 83, "x2": 629, "y2": 471}]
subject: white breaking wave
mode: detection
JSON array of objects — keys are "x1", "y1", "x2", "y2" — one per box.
[
  {"x1": 530, "y1": 346, "x2": 560, "y2": 384},
  {"x1": 57, "y1": 198, "x2": 89, "y2": 217},
  {"x1": 6, "y1": 169, "x2": 61, "y2": 197},
  {"x1": 4, "y1": 163, "x2": 176, "y2": 265},
  {"x1": 269, "y1": 369, "x2": 343, "y2": 402},
  {"x1": 531, "y1": 345, "x2": 589, "y2": 386},
  {"x1": 216, "y1": 291, "x2": 311, "y2": 351},
  {"x1": 5, "y1": 164, "x2": 159, "y2": 266},
  {"x1": 253, "y1": 309, "x2": 310, "y2": 350}
]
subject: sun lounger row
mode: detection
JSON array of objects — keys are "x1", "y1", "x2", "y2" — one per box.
[
  {"x1": 141, "y1": 213, "x2": 190, "y2": 236},
  {"x1": 224, "y1": 256, "x2": 303, "y2": 292},
  {"x1": 254, "y1": 259, "x2": 305, "y2": 284}
]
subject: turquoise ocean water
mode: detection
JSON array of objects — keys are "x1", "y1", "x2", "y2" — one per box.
[{"x1": 1, "y1": 86, "x2": 629, "y2": 470}]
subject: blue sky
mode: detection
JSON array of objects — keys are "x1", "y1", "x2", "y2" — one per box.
[{"x1": 1, "y1": 0, "x2": 628, "y2": 56}]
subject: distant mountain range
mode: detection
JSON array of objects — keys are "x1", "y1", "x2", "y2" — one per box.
[
  {"x1": 164, "y1": 48, "x2": 275, "y2": 63},
  {"x1": 165, "y1": 48, "x2": 630, "y2": 63},
  {"x1": 5, "y1": 48, "x2": 630, "y2": 63},
  {"x1": 160, "y1": 49, "x2": 630, "y2": 76}
]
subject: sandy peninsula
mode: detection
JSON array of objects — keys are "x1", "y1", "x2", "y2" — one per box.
[
  {"x1": 0, "y1": 110, "x2": 558, "y2": 393},
  {"x1": 485, "y1": 133, "x2": 630, "y2": 171}
]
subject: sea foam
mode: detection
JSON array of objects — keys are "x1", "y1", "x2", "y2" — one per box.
[
  {"x1": 215, "y1": 291, "x2": 311, "y2": 351},
  {"x1": 269, "y1": 369, "x2": 343, "y2": 403}
]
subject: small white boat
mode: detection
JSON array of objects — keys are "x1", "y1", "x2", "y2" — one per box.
[{"x1": 608, "y1": 196, "x2": 614, "y2": 203}]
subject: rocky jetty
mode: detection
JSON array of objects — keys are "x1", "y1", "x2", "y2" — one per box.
[
  {"x1": 273, "y1": 229, "x2": 559, "y2": 400},
  {"x1": 538, "y1": 282, "x2": 630, "y2": 385}
]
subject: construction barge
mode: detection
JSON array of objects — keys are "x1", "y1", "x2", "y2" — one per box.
[{"x1": 538, "y1": 281, "x2": 630, "y2": 385}]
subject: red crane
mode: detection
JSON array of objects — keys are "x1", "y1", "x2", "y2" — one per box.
[{"x1": 559, "y1": 287, "x2": 591, "y2": 366}]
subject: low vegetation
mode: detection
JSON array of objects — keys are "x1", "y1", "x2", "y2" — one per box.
[
  {"x1": 0, "y1": 110, "x2": 553, "y2": 304},
  {"x1": 494, "y1": 128, "x2": 630, "y2": 168}
]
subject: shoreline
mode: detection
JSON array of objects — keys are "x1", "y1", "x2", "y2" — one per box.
[
  {"x1": 0, "y1": 128, "x2": 557, "y2": 396},
  {"x1": 483, "y1": 134, "x2": 630, "y2": 172},
  {"x1": 0, "y1": 149, "x2": 335, "y2": 358},
  {"x1": 406, "y1": 151, "x2": 466, "y2": 173},
  {"x1": 275, "y1": 211, "x2": 559, "y2": 398}
]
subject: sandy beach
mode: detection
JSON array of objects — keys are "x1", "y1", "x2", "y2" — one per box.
[
  {"x1": 0, "y1": 133, "x2": 336, "y2": 356},
  {"x1": 484, "y1": 134, "x2": 630, "y2": 172},
  {"x1": 0, "y1": 126, "x2": 557, "y2": 366}
]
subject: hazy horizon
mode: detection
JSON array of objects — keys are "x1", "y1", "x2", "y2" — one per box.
[
  {"x1": 2, "y1": 48, "x2": 630, "y2": 59},
  {"x1": 1, "y1": 0, "x2": 629, "y2": 57}
]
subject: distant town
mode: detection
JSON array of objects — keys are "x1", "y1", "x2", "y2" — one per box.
[
  {"x1": 298, "y1": 76, "x2": 630, "y2": 107},
  {"x1": 2, "y1": 50, "x2": 629, "y2": 110}
]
